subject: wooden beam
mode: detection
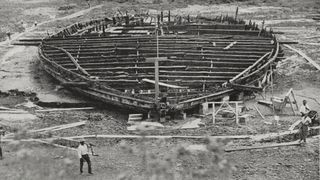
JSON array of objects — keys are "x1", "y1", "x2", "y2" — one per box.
[
  {"x1": 230, "y1": 83, "x2": 263, "y2": 92},
  {"x1": 0, "y1": 110, "x2": 29, "y2": 114},
  {"x1": 30, "y1": 121, "x2": 87, "y2": 133},
  {"x1": 254, "y1": 104, "x2": 265, "y2": 120},
  {"x1": 142, "y1": 78, "x2": 188, "y2": 89},
  {"x1": 31, "y1": 139, "x2": 77, "y2": 151},
  {"x1": 61, "y1": 82, "x2": 90, "y2": 87},
  {"x1": 296, "y1": 93, "x2": 320, "y2": 106},
  {"x1": 35, "y1": 107, "x2": 94, "y2": 112},
  {"x1": 228, "y1": 52, "x2": 271, "y2": 83},
  {"x1": 3, "y1": 121, "x2": 87, "y2": 140},
  {"x1": 284, "y1": 44, "x2": 320, "y2": 71},
  {"x1": 225, "y1": 141, "x2": 301, "y2": 152},
  {"x1": 178, "y1": 89, "x2": 234, "y2": 104},
  {"x1": 62, "y1": 134, "x2": 251, "y2": 140},
  {"x1": 279, "y1": 41, "x2": 298, "y2": 44},
  {"x1": 44, "y1": 45, "x2": 91, "y2": 76},
  {"x1": 252, "y1": 126, "x2": 320, "y2": 142}
]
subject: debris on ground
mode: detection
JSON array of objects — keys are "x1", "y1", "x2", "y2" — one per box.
[{"x1": 180, "y1": 118, "x2": 205, "y2": 129}]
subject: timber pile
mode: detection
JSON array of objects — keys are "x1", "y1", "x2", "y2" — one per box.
[{"x1": 36, "y1": 11, "x2": 282, "y2": 112}]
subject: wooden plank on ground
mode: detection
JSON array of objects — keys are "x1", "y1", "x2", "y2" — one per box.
[
  {"x1": 62, "y1": 134, "x2": 251, "y2": 140},
  {"x1": 2, "y1": 121, "x2": 86, "y2": 139},
  {"x1": 225, "y1": 141, "x2": 301, "y2": 152},
  {"x1": 0, "y1": 110, "x2": 29, "y2": 114},
  {"x1": 284, "y1": 44, "x2": 320, "y2": 70},
  {"x1": 31, "y1": 139, "x2": 77, "y2": 151},
  {"x1": 252, "y1": 126, "x2": 320, "y2": 141},
  {"x1": 35, "y1": 107, "x2": 94, "y2": 112},
  {"x1": 30, "y1": 121, "x2": 86, "y2": 133},
  {"x1": 289, "y1": 120, "x2": 301, "y2": 131}
]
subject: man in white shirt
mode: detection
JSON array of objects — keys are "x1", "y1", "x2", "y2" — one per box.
[
  {"x1": 299, "y1": 100, "x2": 310, "y2": 117},
  {"x1": 77, "y1": 139, "x2": 92, "y2": 174}
]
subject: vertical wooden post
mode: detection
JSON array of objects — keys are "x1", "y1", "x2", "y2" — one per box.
[
  {"x1": 125, "y1": 16, "x2": 129, "y2": 26},
  {"x1": 148, "y1": 111, "x2": 151, "y2": 119},
  {"x1": 197, "y1": 25, "x2": 200, "y2": 36},
  {"x1": 182, "y1": 111, "x2": 187, "y2": 120},
  {"x1": 0, "y1": 134, "x2": 2, "y2": 160},
  {"x1": 291, "y1": 91, "x2": 299, "y2": 110},
  {"x1": 235, "y1": 102, "x2": 239, "y2": 124},
  {"x1": 261, "y1": 20, "x2": 265, "y2": 30},
  {"x1": 112, "y1": 16, "x2": 116, "y2": 25},
  {"x1": 140, "y1": 18, "x2": 144, "y2": 26},
  {"x1": 155, "y1": 25, "x2": 160, "y2": 104},
  {"x1": 168, "y1": 10, "x2": 171, "y2": 23},
  {"x1": 212, "y1": 103, "x2": 216, "y2": 124},
  {"x1": 235, "y1": 7, "x2": 239, "y2": 21},
  {"x1": 202, "y1": 102, "x2": 208, "y2": 115},
  {"x1": 0, "y1": 129, "x2": 4, "y2": 160},
  {"x1": 161, "y1": 11, "x2": 163, "y2": 22},
  {"x1": 288, "y1": 96, "x2": 296, "y2": 115}
]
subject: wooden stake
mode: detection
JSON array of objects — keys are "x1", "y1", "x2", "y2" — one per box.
[
  {"x1": 235, "y1": 102, "x2": 239, "y2": 124},
  {"x1": 212, "y1": 103, "x2": 216, "y2": 124},
  {"x1": 291, "y1": 91, "x2": 299, "y2": 109},
  {"x1": 254, "y1": 104, "x2": 265, "y2": 120},
  {"x1": 270, "y1": 65, "x2": 276, "y2": 115},
  {"x1": 288, "y1": 96, "x2": 296, "y2": 115},
  {"x1": 235, "y1": 7, "x2": 239, "y2": 21}
]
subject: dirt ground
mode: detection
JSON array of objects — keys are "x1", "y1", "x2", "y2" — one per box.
[{"x1": 0, "y1": 0, "x2": 319, "y2": 179}]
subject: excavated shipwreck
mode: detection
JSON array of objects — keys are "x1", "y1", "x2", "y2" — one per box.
[{"x1": 38, "y1": 13, "x2": 282, "y2": 115}]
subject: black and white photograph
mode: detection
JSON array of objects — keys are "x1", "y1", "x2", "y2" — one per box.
[{"x1": 0, "y1": 0, "x2": 319, "y2": 179}]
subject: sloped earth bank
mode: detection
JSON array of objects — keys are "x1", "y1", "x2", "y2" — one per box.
[{"x1": 0, "y1": 0, "x2": 320, "y2": 179}]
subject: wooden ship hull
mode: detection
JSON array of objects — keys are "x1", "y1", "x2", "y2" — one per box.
[{"x1": 37, "y1": 13, "x2": 282, "y2": 113}]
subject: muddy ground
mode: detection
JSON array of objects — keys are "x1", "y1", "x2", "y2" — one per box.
[{"x1": 0, "y1": 0, "x2": 319, "y2": 179}]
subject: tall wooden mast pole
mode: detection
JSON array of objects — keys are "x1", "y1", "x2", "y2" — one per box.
[
  {"x1": 155, "y1": 19, "x2": 160, "y2": 104},
  {"x1": 235, "y1": 7, "x2": 239, "y2": 21}
]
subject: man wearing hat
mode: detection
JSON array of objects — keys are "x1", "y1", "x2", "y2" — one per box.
[{"x1": 77, "y1": 139, "x2": 93, "y2": 174}]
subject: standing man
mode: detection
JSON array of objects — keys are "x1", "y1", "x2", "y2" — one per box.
[
  {"x1": 77, "y1": 139, "x2": 93, "y2": 175},
  {"x1": 299, "y1": 115, "x2": 311, "y2": 144},
  {"x1": 299, "y1": 100, "x2": 310, "y2": 117},
  {"x1": 0, "y1": 127, "x2": 5, "y2": 160},
  {"x1": 6, "y1": 31, "x2": 11, "y2": 41}
]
